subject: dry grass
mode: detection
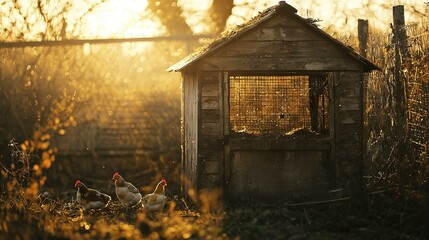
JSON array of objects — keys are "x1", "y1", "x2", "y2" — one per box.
[{"x1": 1, "y1": 190, "x2": 428, "y2": 240}]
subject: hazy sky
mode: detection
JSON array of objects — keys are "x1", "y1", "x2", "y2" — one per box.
[
  {"x1": 83, "y1": 0, "x2": 427, "y2": 37},
  {"x1": 2, "y1": 0, "x2": 427, "y2": 39}
]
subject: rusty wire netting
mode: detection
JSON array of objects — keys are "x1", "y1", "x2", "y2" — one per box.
[
  {"x1": 403, "y1": 23, "x2": 429, "y2": 157},
  {"x1": 229, "y1": 74, "x2": 329, "y2": 137},
  {"x1": 365, "y1": 21, "x2": 429, "y2": 161}
]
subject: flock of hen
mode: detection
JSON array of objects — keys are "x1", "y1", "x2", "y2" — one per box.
[{"x1": 74, "y1": 172, "x2": 167, "y2": 213}]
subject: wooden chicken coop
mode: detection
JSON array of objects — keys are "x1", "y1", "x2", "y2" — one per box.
[{"x1": 168, "y1": 1, "x2": 380, "y2": 202}]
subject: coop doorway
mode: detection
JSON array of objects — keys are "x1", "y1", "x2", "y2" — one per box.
[{"x1": 226, "y1": 73, "x2": 333, "y2": 201}]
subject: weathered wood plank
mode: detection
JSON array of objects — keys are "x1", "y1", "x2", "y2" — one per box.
[
  {"x1": 202, "y1": 160, "x2": 219, "y2": 174},
  {"x1": 182, "y1": 72, "x2": 199, "y2": 195},
  {"x1": 339, "y1": 97, "x2": 361, "y2": 111},
  {"x1": 201, "y1": 150, "x2": 223, "y2": 161},
  {"x1": 201, "y1": 122, "x2": 221, "y2": 136},
  {"x1": 339, "y1": 110, "x2": 361, "y2": 124},
  {"x1": 259, "y1": 14, "x2": 303, "y2": 28},
  {"x1": 337, "y1": 82, "x2": 361, "y2": 98},
  {"x1": 201, "y1": 109, "x2": 220, "y2": 123},
  {"x1": 242, "y1": 23, "x2": 321, "y2": 42},
  {"x1": 338, "y1": 133, "x2": 360, "y2": 143},
  {"x1": 228, "y1": 150, "x2": 330, "y2": 200},
  {"x1": 222, "y1": 72, "x2": 230, "y2": 194},
  {"x1": 329, "y1": 72, "x2": 339, "y2": 187},
  {"x1": 201, "y1": 72, "x2": 220, "y2": 98},
  {"x1": 337, "y1": 142, "x2": 362, "y2": 158},
  {"x1": 201, "y1": 96, "x2": 219, "y2": 109},
  {"x1": 201, "y1": 84, "x2": 219, "y2": 97},
  {"x1": 213, "y1": 40, "x2": 350, "y2": 59},
  {"x1": 201, "y1": 72, "x2": 218, "y2": 81},
  {"x1": 339, "y1": 123, "x2": 360, "y2": 135},
  {"x1": 339, "y1": 71, "x2": 362, "y2": 85},
  {"x1": 200, "y1": 57, "x2": 361, "y2": 71},
  {"x1": 230, "y1": 138, "x2": 330, "y2": 151},
  {"x1": 200, "y1": 136, "x2": 223, "y2": 150}
]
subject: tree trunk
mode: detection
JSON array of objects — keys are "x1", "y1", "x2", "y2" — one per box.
[
  {"x1": 209, "y1": 0, "x2": 234, "y2": 34},
  {"x1": 147, "y1": 0, "x2": 234, "y2": 35},
  {"x1": 146, "y1": 0, "x2": 193, "y2": 35}
]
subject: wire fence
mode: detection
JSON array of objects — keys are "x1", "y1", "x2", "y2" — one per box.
[{"x1": 365, "y1": 19, "x2": 429, "y2": 182}]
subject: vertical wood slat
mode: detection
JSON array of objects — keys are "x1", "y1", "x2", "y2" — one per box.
[
  {"x1": 195, "y1": 72, "x2": 201, "y2": 195},
  {"x1": 197, "y1": 71, "x2": 202, "y2": 191},
  {"x1": 219, "y1": 72, "x2": 225, "y2": 193},
  {"x1": 335, "y1": 71, "x2": 365, "y2": 199},
  {"x1": 181, "y1": 75, "x2": 185, "y2": 196},
  {"x1": 199, "y1": 71, "x2": 224, "y2": 189},
  {"x1": 329, "y1": 72, "x2": 339, "y2": 188},
  {"x1": 223, "y1": 72, "x2": 231, "y2": 196},
  {"x1": 182, "y1": 72, "x2": 200, "y2": 199}
]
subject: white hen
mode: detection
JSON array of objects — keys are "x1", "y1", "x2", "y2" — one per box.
[
  {"x1": 112, "y1": 172, "x2": 142, "y2": 207},
  {"x1": 142, "y1": 179, "x2": 167, "y2": 212}
]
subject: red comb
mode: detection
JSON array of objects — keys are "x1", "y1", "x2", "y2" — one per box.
[
  {"x1": 75, "y1": 180, "x2": 81, "y2": 187},
  {"x1": 113, "y1": 172, "x2": 119, "y2": 179},
  {"x1": 162, "y1": 179, "x2": 167, "y2": 184}
]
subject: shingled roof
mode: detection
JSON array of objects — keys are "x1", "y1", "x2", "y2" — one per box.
[{"x1": 167, "y1": 1, "x2": 380, "y2": 72}]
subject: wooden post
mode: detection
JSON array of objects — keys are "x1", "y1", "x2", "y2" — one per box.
[
  {"x1": 392, "y1": 5, "x2": 408, "y2": 140},
  {"x1": 358, "y1": 19, "x2": 369, "y2": 206},
  {"x1": 358, "y1": 19, "x2": 368, "y2": 58},
  {"x1": 393, "y1": 5, "x2": 409, "y2": 186},
  {"x1": 393, "y1": 5, "x2": 409, "y2": 60}
]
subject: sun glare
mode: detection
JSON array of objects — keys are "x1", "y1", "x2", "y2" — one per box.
[
  {"x1": 80, "y1": 0, "x2": 161, "y2": 38},
  {"x1": 1, "y1": 0, "x2": 427, "y2": 40},
  {"x1": 226, "y1": 0, "x2": 427, "y2": 35},
  {"x1": 292, "y1": 0, "x2": 427, "y2": 35}
]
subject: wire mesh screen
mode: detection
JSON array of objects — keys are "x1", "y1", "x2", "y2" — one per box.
[{"x1": 229, "y1": 75, "x2": 329, "y2": 137}]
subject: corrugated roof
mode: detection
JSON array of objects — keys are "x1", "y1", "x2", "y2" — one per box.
[{"x1": 167, "y1": 1, "x2": 380, "y2": 72}]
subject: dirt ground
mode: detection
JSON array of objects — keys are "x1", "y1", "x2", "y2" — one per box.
[{"x1": 1, "y1": 190, "x2": 428, "y2": 240}]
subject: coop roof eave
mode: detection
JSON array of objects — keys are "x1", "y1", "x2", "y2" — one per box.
[{"x1": 167, "y1": 1, "x2": 381, "y2": 73}]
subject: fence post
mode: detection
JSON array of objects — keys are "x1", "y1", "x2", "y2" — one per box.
[
  {"x1": 393, "y1": 5, "x2": 409, "y2": 59},
  {"x1": 393, "y1": 5, "x2": 408, "y2": 135},
  {"x1": 392, "y1": 5, "x2": 410, "y2": 185},
  {"x1": 358, "y1": 19, "x2": 369, "y2": 204},
  {"x1": 392, "y1": 5, "x2": 408, "y2": 139},
  {"x1": 358, "y1": 19, "x2": 368, "y2": 58}
]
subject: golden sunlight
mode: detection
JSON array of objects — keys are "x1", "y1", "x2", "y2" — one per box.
[
  {"x1": 290, "y1": 0, "x2": 427, "y2": 34},
  {"x1": 70, "y1": 0, "x2": 428, "y2": 39},
  {"x1": 227, "y1": 0, "x2": 428, "y2": 35},
  {"x1": 79, "y1": 0, "x2": 161, "y2": 38}
]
